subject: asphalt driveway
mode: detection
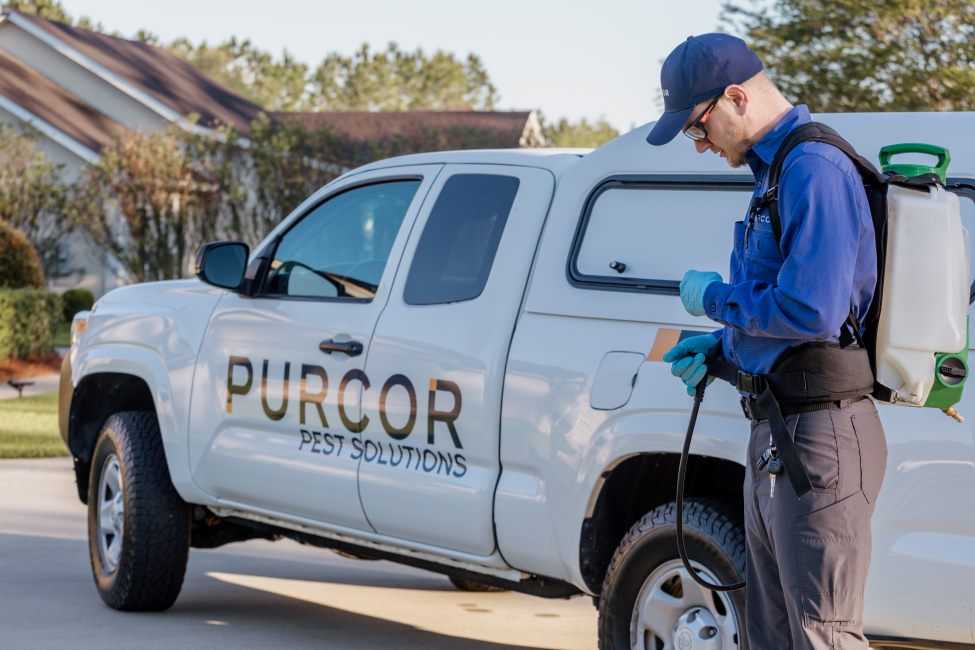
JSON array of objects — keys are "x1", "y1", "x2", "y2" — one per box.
[{"x1": 0, "y1": 458, "x2": 597, "y2": 649}]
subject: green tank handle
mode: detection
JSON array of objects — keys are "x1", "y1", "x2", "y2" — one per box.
[{"x1": 880, "y1": 143, "x2": 951, "y2": 183}]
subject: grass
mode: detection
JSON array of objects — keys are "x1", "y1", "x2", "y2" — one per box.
[
  {"x1": 0, "y1": 392, "x2": 68, "y2": 459},
  {"x1": 53, "y1": 322, "x2": 70, "y2": 348}
]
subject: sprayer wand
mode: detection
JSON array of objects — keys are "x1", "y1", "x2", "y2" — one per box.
[{"x1": 675, "y1": 346, "x2": 747, "y2": 592}]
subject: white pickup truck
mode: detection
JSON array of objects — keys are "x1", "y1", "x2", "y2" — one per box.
[{"x1": 60, "y1": 112, "x2": 975, "y2": 650}]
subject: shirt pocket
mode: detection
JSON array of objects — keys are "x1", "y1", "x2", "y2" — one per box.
[
  {"x1": 730, "y1": 220, "x2": 746, "y2": 280},
  {"x1": 745, "y1": 223, "x2": 783, "y2": 262},
  {"x1": 743, "y1": 224, "x2": 784, "y2": 283}
]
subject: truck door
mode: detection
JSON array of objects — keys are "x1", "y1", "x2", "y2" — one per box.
[
  {"x1": 188, "y1": 167, "x2": 440, "y2": 530},
  {"x1": 357, "y1": 165, "x2": 555, "y2": 555}
]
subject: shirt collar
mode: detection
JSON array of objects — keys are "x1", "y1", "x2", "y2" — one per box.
[{"x1": 747, "y1": 105, "x2": 811, "y2": 172}]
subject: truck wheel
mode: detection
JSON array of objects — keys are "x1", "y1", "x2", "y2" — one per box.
[
  {"x1": 598, "y1": 499, "x2": 747, "y2": 650},
  {"x1": 448, "y1": 575, "x2": 509, "y2": 592},
  {"x1": 87, "y1": 411, "x2": 190, "y2": 611}
]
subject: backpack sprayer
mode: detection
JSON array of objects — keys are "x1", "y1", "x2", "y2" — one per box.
[{"x1": 676, "y1": 138, "x2": 973, "y2": 592}]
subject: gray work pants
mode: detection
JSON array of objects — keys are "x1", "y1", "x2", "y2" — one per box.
[{"x1": 744, "y1": 396, "x2": 887, "y2": 649}]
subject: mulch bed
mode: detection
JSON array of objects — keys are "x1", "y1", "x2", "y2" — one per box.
[{"x1": 0, "y1": 353, "x2": 63, "y2": 383}]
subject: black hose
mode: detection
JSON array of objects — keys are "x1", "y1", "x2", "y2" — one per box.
[{"x1": 675, "y1": 375, "x2": 747, "y2": 592}]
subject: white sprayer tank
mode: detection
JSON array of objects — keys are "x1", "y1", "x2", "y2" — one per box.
[{"x1": 875, "y1": 184, "x2": 970, "y2": 405}]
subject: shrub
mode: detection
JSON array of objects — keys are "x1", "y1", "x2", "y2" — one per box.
[
  {"x1": 0, "y1": 289, "x2": 61, "y2": 359},
  {"x1": 61, "y1": 287, "x2": 95, "y2": 323},
  {"x1": 0, "y1": 220, "x2": 44, "y2": 289}
]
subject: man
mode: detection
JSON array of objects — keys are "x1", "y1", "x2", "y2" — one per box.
[{"x1": 648, "y1": 34, "x2": 888, "y2": 649}]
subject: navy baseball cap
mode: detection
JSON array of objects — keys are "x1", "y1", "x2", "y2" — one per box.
[{"x1": 647, "y1": 33, "x2": 763, "y2": 145}]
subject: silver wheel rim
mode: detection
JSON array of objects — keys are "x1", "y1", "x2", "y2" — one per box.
[
  {"x1": 629, "y1": 558, "x2": 741, "y2": 650},
  {"x1": 96, "y1": 454, "x2": 124, "y2": 574}
]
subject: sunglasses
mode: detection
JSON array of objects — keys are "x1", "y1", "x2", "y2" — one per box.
[{"x1": 682, "y1": 96, "x2": 721, "y2": 142}]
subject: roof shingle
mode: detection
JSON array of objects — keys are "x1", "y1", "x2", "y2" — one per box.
[
  {"x1": 0, "y1": 48, "x2": 126, "y2": 154},
  {"x1": 273, "y1": 110, "x2": 534, "y2": 147},
  {"x1": 13, "y1": 11, "x2": 263, "y2": 133}
]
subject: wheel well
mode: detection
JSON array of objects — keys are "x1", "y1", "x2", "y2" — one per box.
[
  {"x1": 579, "y1": 452, "x2": 744, "y2": 594},
  {"x1": 68, "y1": 373, "x2": 156, "y2": 503}
]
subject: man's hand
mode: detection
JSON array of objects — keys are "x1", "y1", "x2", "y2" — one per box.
[
  {"x1": 663, "y1": 334, "x2": 718, "y2": 396},
  {"x1": 680, "y1": 270, "x2": 723, "y2": 316}
]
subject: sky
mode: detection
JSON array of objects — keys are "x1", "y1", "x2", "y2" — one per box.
[{"x1": 60, "y1": 0, "x2": 727, "y2": 135}]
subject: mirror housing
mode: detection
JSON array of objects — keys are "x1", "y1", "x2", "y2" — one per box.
[{"x1": 195, "y1": 241, "x2": 249, "y2": 291}]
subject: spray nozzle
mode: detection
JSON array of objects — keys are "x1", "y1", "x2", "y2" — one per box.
[{"x1": 943, "y1": 407, "x2": 965, "y2": 423}]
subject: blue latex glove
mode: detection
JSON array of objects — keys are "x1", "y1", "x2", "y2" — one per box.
[
  {"x1": 680, "y1": 270, "x2": 723, "y2": 317},
  {"x1": 662, "y1": 334, "x2": 719, "y2": 396}
]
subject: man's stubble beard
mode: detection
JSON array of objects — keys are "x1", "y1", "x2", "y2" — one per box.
[{"x1": 725, "y1": 129, "x2": 756, "y2": 168}]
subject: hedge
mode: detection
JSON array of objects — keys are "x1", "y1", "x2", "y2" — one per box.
[
  {"x1": 0, "y1": 220, "x2": 44, "y2": 289},
  {"x1": 0, "y1": 289, "x2": 62, "y2": 359},
  {"x1": 62, "y1": 287, "x2": 95, "y2": 323}
]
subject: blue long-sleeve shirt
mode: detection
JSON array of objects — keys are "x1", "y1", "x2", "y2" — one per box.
[{"x1": 702, "y1": 105, "x2": 877, "y2": 374}]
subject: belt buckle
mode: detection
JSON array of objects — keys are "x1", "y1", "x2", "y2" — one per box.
[{"x1": 736, "y1": 371, "x2": 766, "y2": 395}]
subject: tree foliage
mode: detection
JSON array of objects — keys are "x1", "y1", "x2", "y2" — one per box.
[
  {"x1": 0, "y1": 126, "x2": 75, "y2": 279},
  {"x1": 539, "y1": 113, "x2": 619, "y2": 148},
  {"x1": 723, "y1": 0, "x2": 975, "y2": 112},
  {"x1": 2, "y1": 0, "x2": 104, "y2": 31},
  {"x1": 79, "y1": 127, "x2": 220, "y2": 282},
  {"x1": 309, "y1": 43, "x2": 498, "y2": 111},
  {"x1": 166, "y1": 39, "x2": 499, "y2": 113},
  {"x1": 1, "y1": 0, "x2": 69, "y2": 22},
  {"x1": 186, "y1": 116, "x2": 348, "y2": 247},
  {"x1": 0, "y1": 220, "x2": 44, "y2": 289},
  {"x1": 168, "y1": 37, "x2": 310, "y2": 112}
]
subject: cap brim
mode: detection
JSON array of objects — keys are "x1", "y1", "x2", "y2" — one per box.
[{"x1": 646, "y1": 107, "x2": 693, "y2": 145}]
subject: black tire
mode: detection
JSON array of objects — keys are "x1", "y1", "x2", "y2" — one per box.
[
  {"x1": 448, "y1": 575, "x2": 509, "y2": 592},
  {"x1": 598, "y1": 499, "x2": 747, "y2": 650},
  {"x1": 87, "y1": 411, "x2": 190, "y2": 611}
]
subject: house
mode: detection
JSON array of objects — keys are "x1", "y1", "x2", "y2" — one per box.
[{"x1": 0, "y1": 9, "x2": 544, "y2": 295}]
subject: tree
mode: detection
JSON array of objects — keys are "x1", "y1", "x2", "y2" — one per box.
[
  {"x1": 185, "y1": 115, "x2": 348, "y2": 246},
  {"x1": 2, "y1": 0, "x2": 104, "y2": 30},
  {"x1": 309, "y1": 43, "x2": 498, "y2": 111},
  {"x1": 0, "y1": 219, "x2": 44, "y2": 288},
  {"x1": 723, "y1": 0, "x2": 975, "y2": 112},
  {"x1": 78, "y1": 127, "x2": 220, "y2": 282},
  {"x1": 539, "y1": 113, "x2": 619, "y2": 148},
  {"x1": 0, "y1": 126, "x2": 76, "y2": 279},
  {"x1": 1, "y1": 0, "x2": 70, "y2": 22},
  {"x1": 166, "y1": 40, "x2": 500, "y2": 113},
  {"x1": 167, "y1": 38, "x2": 309, "y2": 111}
]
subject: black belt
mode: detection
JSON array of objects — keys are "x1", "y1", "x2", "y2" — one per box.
[
  {"x1": 740, "y1": 395, "x2": 863, "y2": 422},
  {"x1": 707, "y1": 343, "x2": 875, "y2": 499}
]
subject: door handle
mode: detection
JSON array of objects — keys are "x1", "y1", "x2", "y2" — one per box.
[{"x1": 319, "y1": 338, "x2": 363, "y2": 357}]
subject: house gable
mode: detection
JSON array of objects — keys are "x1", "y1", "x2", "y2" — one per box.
[{"x1": 0, "y1": 10, "x2": 262, "y2": 135}]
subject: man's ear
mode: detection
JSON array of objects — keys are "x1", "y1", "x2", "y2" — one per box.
[{"x1": 724, "y1": 85, "x2": 748, "y2": 115}]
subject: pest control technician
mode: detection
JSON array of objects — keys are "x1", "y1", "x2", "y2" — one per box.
[{"x1": 648, "y1": 33, "x2": 888, "y2": 649}]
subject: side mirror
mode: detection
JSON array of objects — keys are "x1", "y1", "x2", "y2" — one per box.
[{"x1": 195, "y1": 241, "x2": 249, "y2": 291}]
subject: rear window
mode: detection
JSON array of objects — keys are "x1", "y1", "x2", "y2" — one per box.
[
  {"x1": 950, "y1": 181, "x2": 975, "y2": 300},
  {"x1": 572, "y1": 182, "x2": 748, "y2": 289},
  {"x1": 404, "y1": 174, "x2": 520, "y2": 305}
]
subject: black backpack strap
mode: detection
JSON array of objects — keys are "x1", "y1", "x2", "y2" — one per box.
[
  {"x1": 763, "y1": 121, "x2": 884, "y2": 242},
  {"x1": 760, "y1": 121, "x2": 885, "y2": 349}
]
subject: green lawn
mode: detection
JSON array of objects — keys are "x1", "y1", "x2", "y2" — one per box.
[
  {"x1": 0, "y1": 392, "x2": 68, "y2": 459},
  {"x1": 53, "y1": 322, "x2": 71, "y2": 348}
]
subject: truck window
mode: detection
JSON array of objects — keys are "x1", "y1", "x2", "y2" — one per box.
[
  {"x1": 571, "y1": 181, "x2": 749, "y2": 290},
  {"x1": 264, "y1": 179, "x2": 421, "y2": 300},
  {"x1": 404, "y1": 174, "x2": 520, "y2": 305},
  {"x1": 950, "y1": 182, "x2": 975, "y2": 296}
]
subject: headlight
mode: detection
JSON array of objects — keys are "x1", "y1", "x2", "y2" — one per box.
[{"x1": 70, "y1": 312, "x2": 90, "y2": 348}]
